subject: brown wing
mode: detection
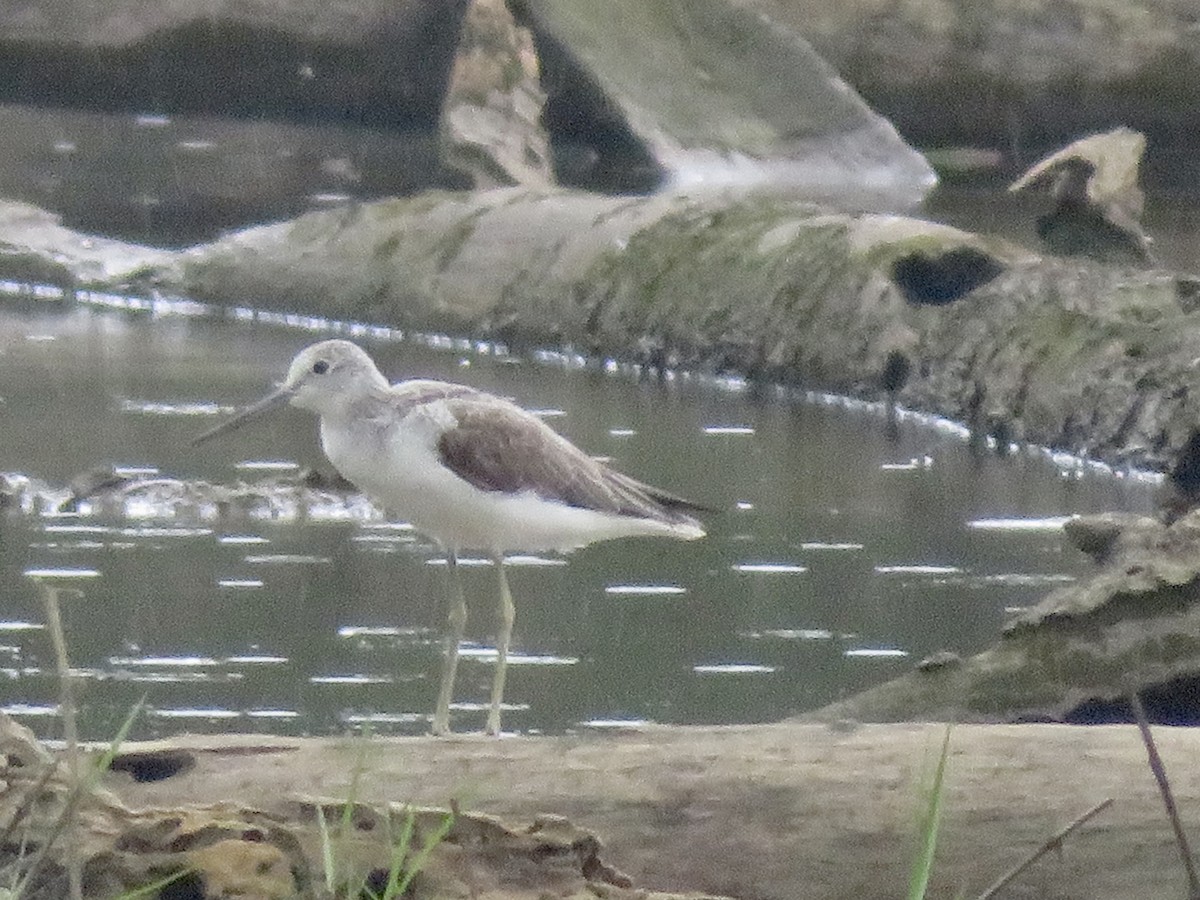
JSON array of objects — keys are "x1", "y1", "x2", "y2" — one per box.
[{"x1": 436, "y1": 397, "x2": 702, "y2": 524}]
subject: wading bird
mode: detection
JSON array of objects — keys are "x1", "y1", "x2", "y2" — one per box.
[{"x1": 193, "y1": 340, "x2": 706, "y2": 735}]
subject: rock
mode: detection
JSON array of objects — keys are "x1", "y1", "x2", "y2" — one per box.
[
  {"x1": 0, "y1": 473, "x2": 27, "y2": 511},
  {"x1": 511, "y1": 0, "x2": 935, "y2": 205},
  {"x1": 63, "y1": 466, "x2": 137, "y2": 511},
  {"x1": 0, "y1": 200, "x2": 166, "y2": 284},
  {"x1": 1009, "y1": 127, "x2": 1152, "y2": 266},
  {"x1": 51, "y1": 469, "x2": 378, "y2": 524},
  {"x1": 186, "y1": 840, "x2": 296, "y2": 899},
  {"x1": 915, "y1": 650, "x2": 961, "y2": 673},
  {"x1": 1062, "y1": 512, "x2": 1148, "y2": 563},
  {"x1": 440, "y1": 0, "x2": 554, "y2": 189},
  {"x1": 0, "y1": 0, "x2": 935, "y2": 244},
  {"x1": 744, "y1": 0, "x2": 1200, "y2": 175}
]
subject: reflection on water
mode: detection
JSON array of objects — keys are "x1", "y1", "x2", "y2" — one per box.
[
  {"x1": 0, "y1": 294, "x2": 1158, "y2": 739},
  {"x1": 0, "y1": 103, "x2": 450, "y2": 246}
]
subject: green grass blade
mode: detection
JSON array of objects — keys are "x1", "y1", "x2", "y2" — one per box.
[
  {"x1": 376, "y1": 807, "x2": 417, "y2": 899},
  {"x1": 907, "y1": 725, "x2": 952, "y2": 900},
  {"x1": 91, "y1": 696, "x2": 146, "y2": 780},
  {"x1": 113, "y1": 867, "x2": 193, "y2": 899},
  {"x1": 316, "y1": 805, "x2": 336, "y2": 892},
  {"x1": 394, "y1": 810, "x2": 455, "y2": 896},
  {"x1": 13, "y1": 697, "x2": 146, "y2": 900}
]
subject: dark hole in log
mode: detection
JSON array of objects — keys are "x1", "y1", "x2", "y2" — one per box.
[
  {"x1": 1064, "y1": 676, "x2": 1200, "y2": 726},
  {"x1": 108, "y1": 749, "x2": 195, "y2": 783},
  {"x1": 1161, "y1": 428, "x2": 1200, "y2": 523},
  {"x1": 881, "y1": 350, "x2": 911, "y2": 393},
  {"x1": 891, "y1": 247, "x2": 1005, "y2": 306},
  {"x1": 1176, "y1": 277, "x2": 1200, "y2": 313},
  {"x1": 158, "y1": 871, "x2": 205, "y2": 900},
  {"x1": 363, "y1": 868, "x2": 394, "y2": 897},
  {"x1": 354, "y1": 815, "x2": 376, "y2": 832}
]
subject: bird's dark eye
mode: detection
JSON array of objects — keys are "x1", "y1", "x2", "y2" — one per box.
[{"x1": 312, "y1": 360, "x2": 329, "y2": 375}]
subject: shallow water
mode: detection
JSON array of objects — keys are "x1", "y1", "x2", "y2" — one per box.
[{"x1": 0, "y1": 293, "x2": 1156, "y2": 740}]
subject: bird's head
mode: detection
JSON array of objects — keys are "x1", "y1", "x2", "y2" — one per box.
[
  {"x1": 191, "y1": 339, "x2": 387, "y2": 446},
  {"x1": 282, "y1": 340, "x2": 387, "y2": 415}
]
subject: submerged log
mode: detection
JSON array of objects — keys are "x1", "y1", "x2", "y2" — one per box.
[{"x1": 165, "y1": 188, "x2": 1200, "y2": 471}]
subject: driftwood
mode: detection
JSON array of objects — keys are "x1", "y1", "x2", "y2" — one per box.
[
  {"x1": 81, "y1": 722, "x2": 1200, "y2": 900},
  {"x1": 0, "y1": 715, "x2": 722, "y2": 900}
]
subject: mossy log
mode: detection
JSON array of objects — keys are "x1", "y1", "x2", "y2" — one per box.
[
  {"x1": 5, "y1": 187, "x2": 1200, "y2": 468},
  {"x1": 164, "y1": 188, "x2": 1200, "y2": 470}
]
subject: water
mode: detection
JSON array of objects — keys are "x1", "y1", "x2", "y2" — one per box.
[
  {"x1": 0, "y1": 294, "x2": 1156, "y2": 740},
  {"x1": 0, "y1": 103, "x2": 450, "y2": 246}
]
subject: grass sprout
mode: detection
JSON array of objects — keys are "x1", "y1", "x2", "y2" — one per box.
[
  {"x1": 907, "y1": 724, "x2": 952, "y2": 900},
  {"x1": 317, "y1": 803, "x2": 455, "y2": 900},
  {"x1": 9, "y1": 698, "x2": 146, "y2": 898},
  {"x1": 315, "y1": 726, "x2": 455, "y2": 899},
  {"x1": 372, "y1": 806, "x2": 456, "y2": 899}
]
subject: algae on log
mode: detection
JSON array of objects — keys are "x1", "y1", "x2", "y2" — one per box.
[
  {"x1": 158, "y1": 187, "x2": 1200, "y2": 469},
  {"x1": 805, "y1": 510, "x2": 1200, "y2": 725}
]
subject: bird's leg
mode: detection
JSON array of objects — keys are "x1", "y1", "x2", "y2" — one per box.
[
  {"x1": 432, "y1": 549, "x2": 467, "y2": 736},
  {"x1": 486, "y1": 553, "x2": 515, "y2": 736}
]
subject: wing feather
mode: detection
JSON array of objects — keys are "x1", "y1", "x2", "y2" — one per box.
[{"x1": 436, "y1": 398, "x2": 702, "y2": 525}]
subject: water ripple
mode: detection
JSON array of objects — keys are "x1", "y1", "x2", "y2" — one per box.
[
  {"x1": 844, "y1": 648, "x2": 909, "y2": 659},
  {"x1": 604, "y1": 584, "x2": 687, "y2": 596},
  {"x1": 731, "y1": 562, "x2": 808, "y2": 574}
]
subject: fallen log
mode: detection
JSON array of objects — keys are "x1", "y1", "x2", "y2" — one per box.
[{"x1": 4, "y1": 187, "x2": 1200, "y2": 469}]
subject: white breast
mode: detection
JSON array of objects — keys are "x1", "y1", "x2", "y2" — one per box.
[{"x1": 319, "y1": 405, "x2": 441, "y2": 515}]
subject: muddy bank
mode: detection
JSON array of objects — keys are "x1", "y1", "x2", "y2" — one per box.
[{"x1": 79, "y1": 722, "x2": 1200, "y2": 900}]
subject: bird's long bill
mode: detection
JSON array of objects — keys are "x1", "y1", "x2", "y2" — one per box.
[{"x1": 190, "y1": 385, "x2": 293, "y2": 447}]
